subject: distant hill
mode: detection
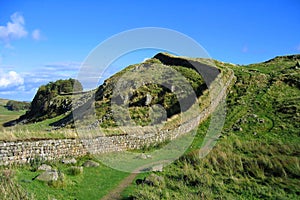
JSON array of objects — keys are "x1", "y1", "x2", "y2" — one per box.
[
  {"x1": 5, "y1": 100, "x2": 30, "y2": 111},
  {"x1": 0, "y1": 98, "x2": 28, "y2": 127}
]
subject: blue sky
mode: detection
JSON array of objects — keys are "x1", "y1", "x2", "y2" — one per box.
[{"x1": 0, "y1": 0, "x2": 299, "y2": 101}]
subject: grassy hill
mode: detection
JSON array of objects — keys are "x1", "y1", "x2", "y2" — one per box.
[{"x1": 125, "y1": 55, "x2": 300, "y2": 199}]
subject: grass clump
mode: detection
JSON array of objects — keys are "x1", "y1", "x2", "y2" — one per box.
[
  {"x1": 0, "y1": 169, "x2": 34, "y2": 200},
  {"x1": 66, "y1": 166, "x2": 83, "y2": 176}
]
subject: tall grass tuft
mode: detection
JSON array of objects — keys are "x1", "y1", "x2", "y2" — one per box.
[{"x1": 0, "y1": 169, "x2": 35, "y2": 200}]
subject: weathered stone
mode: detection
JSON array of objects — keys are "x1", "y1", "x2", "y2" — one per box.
[
  {"x1": 82, "y1": 160, "x2": 99, "y2": 167},
  {"x1": 36, "y1": 170, "x2": 59, "y2": 182}
]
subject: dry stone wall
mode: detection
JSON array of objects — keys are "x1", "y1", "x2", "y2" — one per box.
[{"x1": 0, "y1": 72, "x2": 234, "y2": 166}]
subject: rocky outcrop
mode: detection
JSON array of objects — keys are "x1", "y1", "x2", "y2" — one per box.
[
  {"x1": 4, "y1": 78, "x2": 83, "y2": 127},
  {"x1": 82, "y1": 160, "x2": 100, "y2": 167},
  {"x1": 36, "y1": 170, "x2": 59, "y2": 182}
]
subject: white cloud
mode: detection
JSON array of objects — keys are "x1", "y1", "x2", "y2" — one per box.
[
  {"x1": 43, "y1": 62, "x2": 81, "y2": 72},
  {"x1": 0, "y1": 70, "x2": 24, "y2": 88},
  {"x1": 0, "y1": 12, "x2": 28, "y2": 44},
  {"x1": 0, "y1": 62, "x2": 82, "y2": 100},
  {"x1": 32, "y1": 29, "x2": 41, "y2": 40}
]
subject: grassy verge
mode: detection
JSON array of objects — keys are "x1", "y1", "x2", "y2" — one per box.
[
  {"x1": 0, "y1": 114, "x2": 78, "y2": 141},
  {"x1": 2, "y1": 155, "x2": 130, "y2": 200}
]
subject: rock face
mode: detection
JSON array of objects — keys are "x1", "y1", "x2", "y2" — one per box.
[
  {"x1": 36, "y1": 170, "x2": 59, "y2": 182},
  {"x1": 27, "y1": 79, "x2": 82, "y2": 121},
  {"x1": 4, "y1": 78, "x2": 83, "y2": 126}
]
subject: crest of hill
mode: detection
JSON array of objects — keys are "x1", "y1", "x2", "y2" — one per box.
[{"x1": 263, "y1": 54, "x2": 300, "y2": 63}]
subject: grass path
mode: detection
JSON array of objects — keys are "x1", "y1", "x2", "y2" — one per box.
[
  {"x1": 101, "y1": 173, "x2": 137, "y2": 200},
  {"x1": 100, "y1": 160, "x2": 171, "y2": 200}
]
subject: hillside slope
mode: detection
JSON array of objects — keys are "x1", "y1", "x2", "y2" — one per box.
[{"x1": 127, "y1": 55, "x2": 300, "y2": 199}]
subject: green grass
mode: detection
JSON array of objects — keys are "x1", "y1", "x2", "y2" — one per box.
[
  {"x1": 0, "y1": 169, "x2": 34, "y2": 200},
  {"x1": 0, "y1": 114, "x2": 79, "y2": 141},
  {"x1": 11, "y1": 156, "x2": 130, "y2": 200}
]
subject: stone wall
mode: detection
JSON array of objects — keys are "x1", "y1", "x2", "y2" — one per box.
[
  {"x1": 0, "y1": 72, "x2": 234, "y2": 166},
  {"x1": 0, "y1": 139, "x2": 87, "y2": 166}
]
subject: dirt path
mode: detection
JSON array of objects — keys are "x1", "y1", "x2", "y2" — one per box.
[{"x1": 100, "y1": 173, "x2": 138, "y2": 200}]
